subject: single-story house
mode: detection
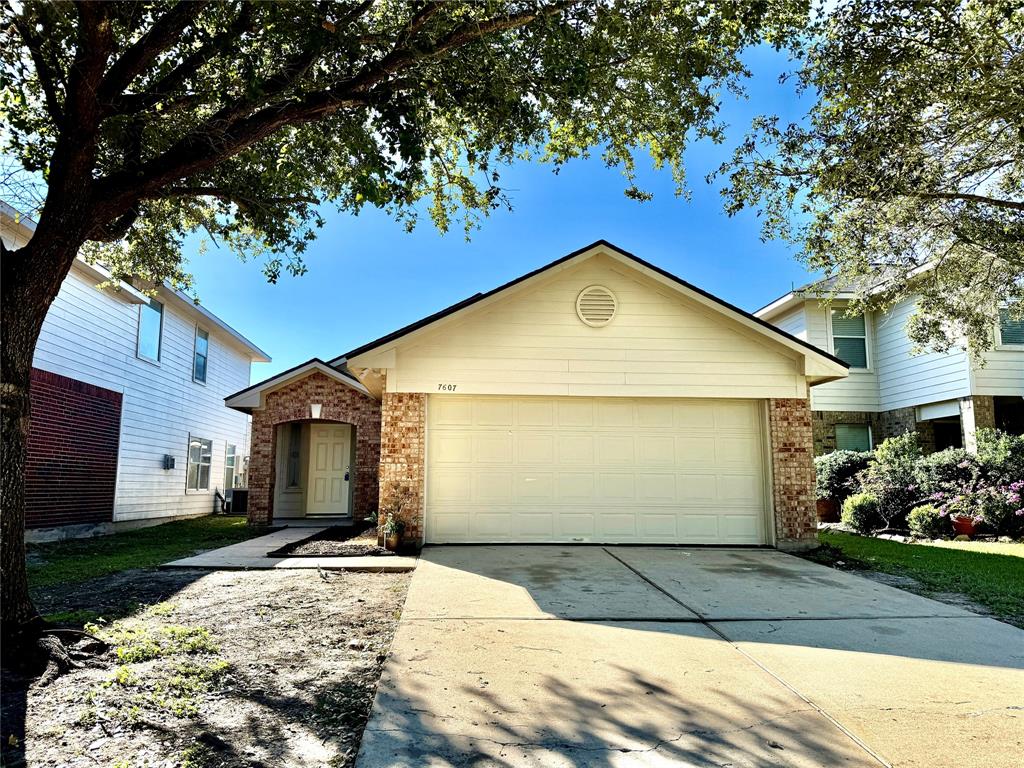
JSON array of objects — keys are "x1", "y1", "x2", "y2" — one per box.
[{"x1": 226, "y1": 241, "x2": 849, "y2": 549}]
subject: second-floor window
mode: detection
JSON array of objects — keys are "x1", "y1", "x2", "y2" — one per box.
[
  {"x1": 998, "y1": 309, "x2": 1024, "y2": 345},
  {"x1": 137, "y1": 298, "x2": 163, "y2": 362},
  {"x1": 193, "y1": 328, "x2": 209, "y2": 383},
  {"x1": 831, "y1": 310, "x2": 868, "y2": 368}
]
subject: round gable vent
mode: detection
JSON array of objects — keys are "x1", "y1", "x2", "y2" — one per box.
[{"x1": 576, "y1": 285, "x2": 617, "y2": 327}]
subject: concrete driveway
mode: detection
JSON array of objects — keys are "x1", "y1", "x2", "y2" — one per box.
[{"x1": 357, "y1": 546, "x2": 1024, "y2": 767}]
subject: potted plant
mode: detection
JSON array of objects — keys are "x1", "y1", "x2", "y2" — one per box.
[
  {"x1": 950, "y1": 513, "x2": 979, "y2": 537},
  {"x1": 381, "y1": 512, "x2": 406, "y2": 551}
]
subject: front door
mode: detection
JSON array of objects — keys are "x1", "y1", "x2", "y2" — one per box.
[{"x1": 306, "y1": 424, "x2": 352, "y2": 516}]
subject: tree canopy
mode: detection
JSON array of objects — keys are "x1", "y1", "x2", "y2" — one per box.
[
  {"x1": 716, "y1": 0, "x2": 1023, "y2": 355},
  {"x1": 1, "y1": 0, "x2": 804, "y2": 290}
]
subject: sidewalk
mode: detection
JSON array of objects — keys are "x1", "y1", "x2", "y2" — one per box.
[{"x1": 163, "y1": 526, "x2": 418, "y2": 572}]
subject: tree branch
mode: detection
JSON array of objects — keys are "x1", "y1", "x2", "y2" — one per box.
[
  {"x1": 9, "y1": 11, "x2": 65, "y2": 124},
  {"x1": 98, "y1": 0, "x2": 210, "y2": 104},
  {"x1": 914, "y1": 191, "x2": 1024, "y2": 212},
  {"x1": 153, "y1": 186, "x2": 319, "y2": 213}
]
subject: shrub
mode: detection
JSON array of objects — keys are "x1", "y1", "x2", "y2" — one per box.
[
  {"x1": 841, "y1": 492, "x2": 881, "y2": 534},
  {"x1": 907, "y1": 504, "x2": 948, "y2": 539},
  {"x1": 976, "y1": 428, "x2": 1024, "y2": 484},
  {"x1": 913, "y1": 448, "x2": 979, "y2": 496},
  {"x1": 814, "y1": 450, "x2": 872, "y2": 503},
  {"x1": 859, "y1": 432, "x2": 921, "y2": 528}
]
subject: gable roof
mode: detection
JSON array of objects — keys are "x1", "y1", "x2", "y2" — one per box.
[
  {"x1": 224, "y1": 358, "x2": 369, "y2": 413},
  {"x1": 341, "y1": 240, "x2": 849, "y2": 373}
]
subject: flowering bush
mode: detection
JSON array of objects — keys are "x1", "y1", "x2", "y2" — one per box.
[
  {"x1": 858, "y1": 432, "x2": 920, "y2": 529},
  {"x1": 923, "y1": 478, "x2": 1024, "y2": 537},
  {"x1": 913, "y1": 448, "x2": 979, "y2": 495}
]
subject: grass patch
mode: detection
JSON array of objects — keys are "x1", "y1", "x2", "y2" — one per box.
[
  {"x1": 809, "y1": 531, "x2": 1024, "y2": 626},
  {"x1": 28, "y1": 516, "x2": 264, "y2": 588}
]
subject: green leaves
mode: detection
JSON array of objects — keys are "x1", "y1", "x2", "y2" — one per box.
[
  {"x1": 717, "y1": 0, "x2": 1024, "y2": 356},
  {"x1": 2, "y1": 0, "x2": 808, "y2": 292}
]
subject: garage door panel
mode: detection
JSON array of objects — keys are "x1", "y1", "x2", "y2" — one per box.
[
  {"x1": 426, "y1": 396, "x2": 767, "y2": 544},
  {"x1": 596, "y1": 435, "x2": 635, "y2": 465},
  {"x1": 557, "y1": 435, "x2": 594, "y2": 464}
]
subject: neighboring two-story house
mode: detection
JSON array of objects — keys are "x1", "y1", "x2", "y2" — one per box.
[
  {"x1": 1, "y1": 203, "x2": 270, "y2": 537},
  {"x1": 755, "y1": 279, "x2": 1024, "y2": 455}
]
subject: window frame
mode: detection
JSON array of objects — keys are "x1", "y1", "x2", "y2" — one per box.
[
  {"x1": 835, "y1": 423, "x2": 873, "y2": 452},
  {"x1": 193, "y1": 326, "x2": 210, "y2": 384},
  {"x1": 996, "y1": 308, "x2": 1024, "y2": 348},
  {"x1": 827, "y1": 308, "x2": 871, "y2": 370},
  {"x1": 186, "y1": 435, "x2": 213, "y2": 493},
  {"x1": 136, "y1": 297, "x2": 164, "y2": 364},
  {"x1": 223, "y1": 443, "x2": 237, "y2": 491},
  {"x1": 285, "y1": 423, "x2": 302, "y2": 489}
]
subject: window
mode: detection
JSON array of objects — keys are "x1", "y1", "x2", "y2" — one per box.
[
  {"x1": 193, "y1": 327, "x2": 210, "y2": 382},
  {"x1": 286, "y1": 423, "x2": 302, "y2": 488},
  {"x1": 831, "y1": 310, "x2": 868, "y2": 368},
  {"x1": 186, "y1": 435, "x2": 212, "y2": 491},
  {"x1": 224, "y1": 443, "x2": 237, "y2": 490},
  {"x1": 998, "y1": 309, "x2": 1024, "y2": 345},
  {"x1": 835, "y1": 424, "x2": 872, "y2": 452},
  {"x1": 137, "y1": 298, "x2": 163, "y2": 362}
]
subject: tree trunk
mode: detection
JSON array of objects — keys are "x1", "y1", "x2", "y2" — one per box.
[{"x1": 1, "y1": 237, "x2": 80, "y2": 666}]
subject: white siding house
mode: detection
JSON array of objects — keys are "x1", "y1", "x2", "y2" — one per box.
[
  {"x1": 756, "y1": 281, "x2": 1024, "y2": 454},
  {"x1": 2, "y1": 203, "x2": 270, "y2": 535}
]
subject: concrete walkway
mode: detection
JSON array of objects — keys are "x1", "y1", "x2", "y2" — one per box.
[
  {"x1": 163, "y1": 526, "x2": 418, "y2": 572},
  {"x1": 358, "y1": 546, "x2": 1024, "y2": 767}
]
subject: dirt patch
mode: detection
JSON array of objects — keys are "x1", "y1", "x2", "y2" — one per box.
[
  {"x1": 7, "y1": 567, "x2": 411, "y2": 767},
  {"x1": 271, "y1": 525, "x2": 393, "y2": 558}
]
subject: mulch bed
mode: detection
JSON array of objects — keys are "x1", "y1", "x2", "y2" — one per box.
[
  {"x1": 5, "y1": 567, "x2": 411, "y2": 768},
  {"x1": 270, "y1": 524, "x2": 395, "y2": 558}
]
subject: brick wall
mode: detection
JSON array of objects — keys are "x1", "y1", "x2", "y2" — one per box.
[
  {"x1": 247, "y1": 372, "x2": 381, "y2": 525},
  {"x1": 25, "y1": 368, "x2": 122, "y2": 529},
  {"x1": 378, "y1": 392, "x2": 427, "y2": 543},
  {"x1": 811, "y1": 410, "x2": 881, "y2": 455},
  {"x1": 768, "y1": 398, "x2": 817, "y2": 549}
]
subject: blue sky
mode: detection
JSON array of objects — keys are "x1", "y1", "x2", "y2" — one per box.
[{"x1": 186, "y1": 46, "x2": 816, "y2": 382}]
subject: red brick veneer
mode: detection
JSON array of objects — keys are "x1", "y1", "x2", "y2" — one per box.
[
  {"x1": 26, "y1": 368, "x2": 122, "y2": 529},
  {"x1": 247, "y1": 372, "x2": 381, "y2": 525},
  {"x1": 768, "y1": 397, "x2": 817, "y2": 548},
  {"x1": 378, "y1": 392, "x2": 427, "y2": 542}
]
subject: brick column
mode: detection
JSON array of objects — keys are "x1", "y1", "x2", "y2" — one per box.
[
  {"x1": 768, "y1": 398, "x2": 817, "y2": 550},
  {"x1": 960, "y1": 395, "x2": 995, "y2": 454},
  {"x1": 379, "y1": 392, "x2": 427, "y2": 543},
  {"x1": 247, "y1": 412, "x2": 275, "y2": 526}
]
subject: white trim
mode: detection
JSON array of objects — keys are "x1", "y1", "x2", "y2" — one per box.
[{"x1": 760, "y1": 400, "x2": 776, "y2": 548}]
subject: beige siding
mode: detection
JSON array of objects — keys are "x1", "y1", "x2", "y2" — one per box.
[
  {"x1": 973, "y1": 343, "x2": 1024, "y2": 397},
  {"x1": 384, "y1": 255, "x2": 807, "y2": 399},
  {"x1": 804, "y1": 303, "x2": 880, "y2": 412}
]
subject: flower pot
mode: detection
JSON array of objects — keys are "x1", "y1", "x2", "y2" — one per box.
[
  {"x1": 385, "y1": 532, "x2": 402, "y2": 551},
  {"x1": 816, "y1": 499, "x2": 841, "y2": 523},
  {"x1": 951, "y1": 516, "x2": 977, "y2": 537}
]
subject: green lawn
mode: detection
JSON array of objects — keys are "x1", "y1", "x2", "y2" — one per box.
[
  {"x1": 808, "y1": 530, "x2": 1024, "y2": 627},
  {"x1": 28, "y1": 515, "x2": 264, "y2": 589}
]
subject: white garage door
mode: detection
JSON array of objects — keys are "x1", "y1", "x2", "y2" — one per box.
[{"x1": 426, "y1": 396, "x2": 768, "y2": 545}]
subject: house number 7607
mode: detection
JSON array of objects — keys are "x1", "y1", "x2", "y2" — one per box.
[{"x1": 437, "y1": 383, "x2": 457, "y2": 392}]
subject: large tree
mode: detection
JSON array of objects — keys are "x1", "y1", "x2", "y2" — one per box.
[
  {"x1": 717, "y1": 0, "x2": 1023, "y2": 354},
  {"x1": 0, "y1": 0, "x2": 804, "y2": 663}
]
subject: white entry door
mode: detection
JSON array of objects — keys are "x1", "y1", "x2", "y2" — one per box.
[
  {"x1": 306, "y1": 424, "x2": 351, "y2": 516},
  {"x1": 426, "y1": 396, "x2": 768, "y2": 544}
]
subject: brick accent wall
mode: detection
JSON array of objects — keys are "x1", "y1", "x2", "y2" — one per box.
[
  {"x1": 247, "y1": 372, "x2": 381, "y2": 525},
  {"x1": 768, "y1": 398, "x2": 817, "y2": 549},
  {"x1": 811, "y1": 410, "x2": 881, "y2": 455},
  {"x1": 378, "y1": 392, "x2": 427, "y2": 543},
  {"x1": 25, "y1": 368, "x2": 122, "y2": 529}
]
